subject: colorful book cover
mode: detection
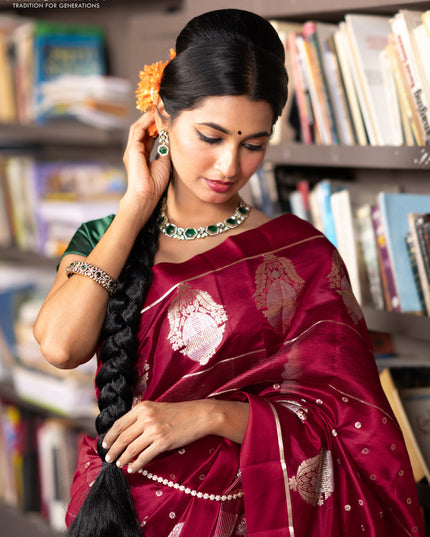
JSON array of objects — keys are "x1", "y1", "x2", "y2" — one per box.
[
  {"x1": 303, "y1": 21, "x2": 339, "y2": 145},
  {"x1": 33, "y1": 20, "x2": 106, "y2": 122},
  {"x1": 378, "y1": 192, "x2": 430, "y2": 313},
  {"x1": 286, "y1": 32, "x2": 315, "y2": 144},
  {"x1": 371, "y1": 204, "x2": 400, "y2": 311}
]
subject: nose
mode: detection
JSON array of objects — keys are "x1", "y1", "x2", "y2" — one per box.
[{"x1": 215, "y1": 145, "x2": 240, "y2": 179}]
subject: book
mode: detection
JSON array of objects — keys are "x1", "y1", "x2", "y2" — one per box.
[
  {"x1": 286, "y1": 32, "x2": 315, "y2": 144},
  {"x1": 356, "y1": 204, "x2": 386, "y2": 309},
  {"x1": 315, "y1": 24, "x2": 356, "y2": 146},
  {"x1": 13, "y1": 366, "x2": 97, "y2": 418},
  {"x1": 408, "y1": 213, "x2": 430, "y2": 314},
  {"x1": 378, "y1": 192, "x2": 430, "y2": 313},
  {"x1": 379, "y1": 47, "x2": 405, "y2": 146},
  {"x1": 30, "y1": 20, "x2": 106, "y2": 122},
  {"x1": 330, "y1": 189, "x2": 370, "y2": 305},
  {"x1": 412, "y1": 22, "x2": 430, "y2": 107},
  {"x1": 3, "y1": 156, "x2": 41, "y2": 252},
  {"x1": 37, "y1": 419, "x2": 80, "y2": 530},
  {"x1": 333, "y1": 24, "x2": 368, "y2": 146},
  {"x1": 418, "y1": 218, "x2": 430, "y2": 290},
  {"x1": 390, "y1": 10, "x2": 430, "y2": 145},
  {"x1": 269, "y1": 20, "x2": 304, "y2": 145},
  {"x1": 405, "y1": 231, "x2": 427, "y2": 314},
  {"x1": 302, "y1": 21, "x2": 338, "y2": 145},
  {"x1": 386, "y1": 34, "x2": 418, "y2": 146},
  {"x1": 0, "y1": 15, "x2": 26, "y2": 123},
  {"x1": 371, "y1": 204, "x2": 401, "y2": 312},
  {"x1": 380, "y1": 367, "x2": 430, "y2": 482},
  {"x1": 312, "y1": 179, "x2": 346, "y2": 247},
  {"x1": 345, "y1": 14, "x2": 395, "y2": 146}
]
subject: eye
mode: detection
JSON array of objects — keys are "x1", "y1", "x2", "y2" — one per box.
[
  {"x1": 195, "y1": 129, "x2": 222, "y2": 144},
  {"x1": 243, "y1": 143, "x2": 265, "y2": 152}
]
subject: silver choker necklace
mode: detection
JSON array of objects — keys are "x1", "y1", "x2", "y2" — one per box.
[{"x1": 158, "y1": 197, "x2": 251, "y2": 240}]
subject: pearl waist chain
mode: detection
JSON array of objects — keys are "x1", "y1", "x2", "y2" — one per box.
[{"x1": 138, "y1": 468, "x2": 244, "y2": 502}]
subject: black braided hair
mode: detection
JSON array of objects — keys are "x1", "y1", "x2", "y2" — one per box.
[{"x1": 66, "y1": 203, "x2": 161, "y2": 537}]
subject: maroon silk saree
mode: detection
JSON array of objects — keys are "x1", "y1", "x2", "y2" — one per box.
[{"x1": 65, "y1": 213, "x2": 424, "y2": 537}]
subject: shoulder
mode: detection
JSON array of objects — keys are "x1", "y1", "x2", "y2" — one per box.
[{"x1": 62, "y1": 214, "x2": 115, "y2": 259}]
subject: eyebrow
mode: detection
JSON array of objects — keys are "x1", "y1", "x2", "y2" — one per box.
[{"x1": 197, "y1": 122, "x2": 270, "y2": 139}]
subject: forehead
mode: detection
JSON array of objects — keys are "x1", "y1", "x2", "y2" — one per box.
[{"x1": 177, "y1": 95, "x2": 273, "y2": 131}]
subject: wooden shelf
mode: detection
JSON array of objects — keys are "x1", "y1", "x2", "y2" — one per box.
[
  {"x1": 0, "y1": 248, "x2": 58, "y2": 269},
  {"x1": 267, "y1": 143, "x2": 430, "y2": 170},
  {"x1": 185, "y1": 0, "x2": 426, "y2": 19},
  {"x1": 0, "y1": 121, "x2": 127, "y2": 149},
  {"x1": 363, "y1": 306, "x2": 430, "y2": 341}
]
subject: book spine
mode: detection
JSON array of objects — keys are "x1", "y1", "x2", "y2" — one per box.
[
  {"x1": 391, "y1": 14, "x2": 430, "y2": 145},
  {"x1": 405, "y1": 232, "x2": 427, "y2": 314},
  {"x1": 356, "y1": 205, "x2": 385, "y2": 309},
  {"x1": 333, "y1": 27, "x2": 368, "y2": 146},
  {"x1": 325, "y1": 36, "x2": 356, "y2": 145},
  {"x1": 286, "y1": 33, "x2": 314, "y2": 144},
  {"x1": 303, "y1": 22, "x2": 339, "y2": 144},
  {"x1": 371, "y1": 205, "x2": 401, "y2": 312},
  {"x1": 386, "y1": 37, "x2": 416, "y2": 146},
  {"x1": 416, "y1": 216, "x2": 430, "y2": 287}
]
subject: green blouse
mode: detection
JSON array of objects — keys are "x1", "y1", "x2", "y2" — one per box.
[{"x1": 61, "y1": 214, "x2": 115, "y2": 261}]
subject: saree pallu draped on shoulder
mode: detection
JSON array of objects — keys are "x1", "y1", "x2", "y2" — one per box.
[{"x1": 66, "y1": 214, "x2": 424, "y2": 537}]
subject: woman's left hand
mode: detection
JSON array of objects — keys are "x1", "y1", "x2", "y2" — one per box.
[{"x1": 102, "y1": 399, "x2": 249, "y2": 474}]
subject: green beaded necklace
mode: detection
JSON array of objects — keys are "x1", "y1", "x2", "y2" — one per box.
[{"x1": 158, "y1": 197, "x2": 251, "y2": 240}]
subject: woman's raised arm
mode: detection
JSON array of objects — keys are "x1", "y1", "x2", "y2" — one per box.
[{"x1": 34, "y1": 111, "x2": 171, "y2": 369}]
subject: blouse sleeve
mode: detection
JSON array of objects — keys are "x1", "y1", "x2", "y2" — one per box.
[{"x1": 59, "y1": 214, "x2": 115, "y2": 265}]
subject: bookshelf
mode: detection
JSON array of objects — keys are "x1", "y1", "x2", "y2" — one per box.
[
  {"x1": 1, "y1": 0, "x2": 430, "y2": 532},
  {"x1": 267, "y1": 144, "x2": 430, "y2": 170}
]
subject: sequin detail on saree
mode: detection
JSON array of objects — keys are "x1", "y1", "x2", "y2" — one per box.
[
  {"x1": 167, "y1": 283, "x2": 228, "y2": 365},
  {"x1": 254, "y1": 254, "x2": 305, "y2": 334}
]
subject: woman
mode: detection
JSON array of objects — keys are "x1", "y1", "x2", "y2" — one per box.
[{"x1": 34, "y1": 8, "x2": 423, "y2": 537}]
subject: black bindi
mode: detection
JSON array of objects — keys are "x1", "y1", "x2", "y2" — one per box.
[{"x1": 238, "y1": 130, "x2": 242, "y2": 135}]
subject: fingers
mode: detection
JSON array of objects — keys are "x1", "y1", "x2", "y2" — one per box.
[
  {"x1": 102, "y1": 402, "x2": 173, "y2": 473},
  {"x1": 123, "y1": 111, "x2": 156, "y2": 165}
]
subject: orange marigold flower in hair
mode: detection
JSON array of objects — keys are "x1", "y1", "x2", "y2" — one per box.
[{"x1": 135, "y1": 49, "x2": 176, "y2": 138}]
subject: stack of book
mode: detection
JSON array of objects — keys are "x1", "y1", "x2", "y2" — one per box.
[
  {"x1": 0, "y1": 400, "x2": 86, "y2": 531},
  {"x1": 274, "y1": 173, "x2": 430, "y2": 315},
  {"x1": 0, "y1": 15, "x2": 131, "y2": 128},
  {"x1": 271, "y1": 9, "x2": 430, "y2": 146},
  {"x1": 0, "y1": 155, "x2": 126, "y2": 257}
]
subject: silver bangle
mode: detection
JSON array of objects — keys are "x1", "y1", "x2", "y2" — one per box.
[{"x1": 66, "y1": 261, "x2": 117, "y2": 296}]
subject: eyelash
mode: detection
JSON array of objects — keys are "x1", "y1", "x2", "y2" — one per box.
[{"x1": 196, "y1": 130, "x2": 265, "y2": 152}]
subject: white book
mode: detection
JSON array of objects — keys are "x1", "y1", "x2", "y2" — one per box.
[
  {"x1": 333, "y1": 25, "x2": 368, "y2": 146},
  {"x1": 330, "y1": 189, "x2": 369, "y2": 304},
  {"x1": 380, "y1": 48, "x2": 404, "y2": 146},
  {"x1": 345, "y1": 14, "x2": 394, "y2": 146},
  {"x1": 390, "y1": 10, "x2": 430, "y2": 144}
]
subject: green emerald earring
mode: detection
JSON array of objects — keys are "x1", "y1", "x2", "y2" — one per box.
[{"x1": 157, "y1": 130, "x2": 169, "y2": 156}]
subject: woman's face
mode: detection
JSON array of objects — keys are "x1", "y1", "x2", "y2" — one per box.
[{"x1": 165, "y1": 95, "x2": 273, "y2": 205}]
